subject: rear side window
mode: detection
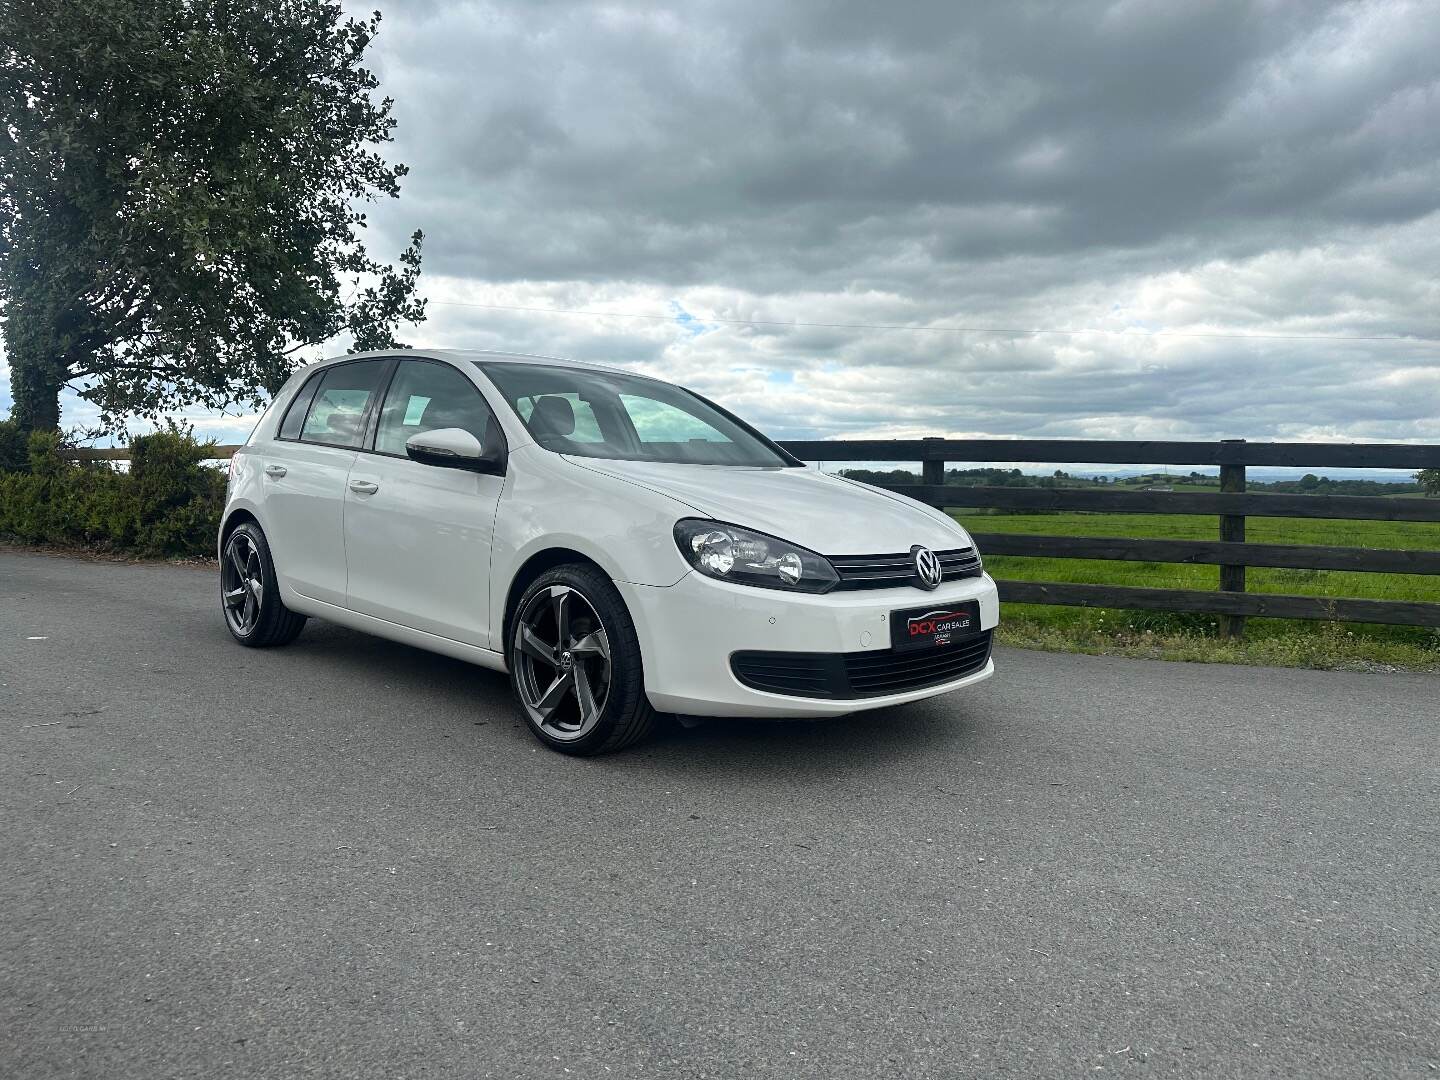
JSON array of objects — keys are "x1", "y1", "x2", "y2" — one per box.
[
  {"x1": 298, "y1": 360, "x2": 387, "y2": 448},
  {"x1": 277, "y1": 373, "x2": 322, "y2": 441}
]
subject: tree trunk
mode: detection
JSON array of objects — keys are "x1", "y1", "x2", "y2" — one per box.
[
  {"x1": 8, "y1": 356, "x2": 64, "y2": 431},
  {"x1": 3, "y1": 290, "x2": 70, "y2": 431},
  {"x1": 5, "y1": 344, "x2": 66, "y2": 434}
]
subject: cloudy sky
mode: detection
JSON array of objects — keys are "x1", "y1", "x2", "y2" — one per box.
[{"x1": 9, "y1": 0, "x2": 1440, "y2": 448}]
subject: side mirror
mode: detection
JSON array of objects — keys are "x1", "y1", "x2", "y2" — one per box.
[{"x1": 405, "y1": 427, "x2": 505, "y2": 474}]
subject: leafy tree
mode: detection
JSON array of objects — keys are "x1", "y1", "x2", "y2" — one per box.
[
  {"x1": 0, "y1": 0, "x2": 426, "y2": 432},
  {"x1": 1418, "y1": 469, "x2": 1440, "y2": 496}
]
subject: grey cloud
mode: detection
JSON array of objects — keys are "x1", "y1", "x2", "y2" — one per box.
[
  {"x1": 37, "y1": 0, "x2": 1436, "y2": 446},
  {"x1": 365, "y1": 0, "x2": 1440, "y2": 290}
]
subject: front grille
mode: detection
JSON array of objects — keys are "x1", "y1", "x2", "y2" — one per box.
[
  {"x1": 828, "y1": 547, "x2": 983, "y2": 591},
  {"x1": 843, "y1": 631, "x2": 993, "y2": 696},
  {"x1": 731, "y1": 629, "x2": 993, "y2": 700}
]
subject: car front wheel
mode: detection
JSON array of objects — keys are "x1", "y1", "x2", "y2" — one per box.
[{"x1": 509, "y1": 564, "x2": 657, "y2": 755}]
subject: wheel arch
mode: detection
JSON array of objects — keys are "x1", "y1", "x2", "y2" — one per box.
[
  {"x1": 500, "y1": 547, "x2": 610, "y2": 656},
  {"x1": 218, "y1": 506, "x2": 260, "y2": 558}
]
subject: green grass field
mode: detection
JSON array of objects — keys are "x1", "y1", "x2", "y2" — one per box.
[{"x1": 948, "y1": 510, "x2": 1440, "y2": 670}]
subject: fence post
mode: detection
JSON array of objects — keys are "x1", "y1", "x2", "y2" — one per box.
[
  {"x1": 922, "y1": 437, "x2": 945, "y2": 499},
  {"x1": 1218, "y1": 439, "x2": 1247, "y2": 639}
]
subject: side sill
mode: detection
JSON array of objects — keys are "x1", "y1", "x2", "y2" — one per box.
[{"x1": 282, "y1": 590, "x2": 510, "y2": 674}]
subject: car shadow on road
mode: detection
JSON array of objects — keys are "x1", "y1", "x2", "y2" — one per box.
[
  {"x1": 277, "y1": 622, "x2": 991, "y2": 776},
  {"x1": 643, "y1": 704, "x2": 989, "y2": 779}
]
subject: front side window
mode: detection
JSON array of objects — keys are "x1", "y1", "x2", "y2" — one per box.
[
  {"x1": 299, "y1": 360, "x2": 387, "y2": 448},
  {"x1": 374, "y1": 360, "x2": 497, "y2": 457},
  {"x1": 515, "y1": 393, "x2": 605, "y2": 443},
  {"x1": 478, "y1": 362, "x2": 794, "y2": 467}
]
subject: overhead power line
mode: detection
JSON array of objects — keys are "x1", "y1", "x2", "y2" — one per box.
[{"x1": 425, "y1": 299, "x2": 1431, "y2": 344}]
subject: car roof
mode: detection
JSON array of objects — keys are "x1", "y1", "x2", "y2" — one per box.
[{"x1": 307, "y1": 348, "x2": 638, "y2": 379}]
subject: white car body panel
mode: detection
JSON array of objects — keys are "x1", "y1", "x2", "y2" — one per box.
[
  {"x1": 564, "y1": 459, "x2": 972, "y2": 554},
  {"x1": 223, "y1": 348, "x2": 1000, "y2": 720},
  {"x1": 282, "y1": 592, "x2": 510, "y2": 673},
  {"x1": 618, "y1": 571, "x2": 997, "y2": 717},
  {"x1": 249, "y1": 440, "x2": 356, "y2": 606},
  {"x1": 343, "y1": 452, "x2": 505, "y2": 647}
]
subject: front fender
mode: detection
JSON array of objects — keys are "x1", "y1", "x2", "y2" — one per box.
[{"x1": 488, "y1": 446, "x2": 694, "y2": 637}]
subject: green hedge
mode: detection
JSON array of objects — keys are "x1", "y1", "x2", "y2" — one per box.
[{"x1": 0, "y1": 426, "x2": 226, "y2": 557}]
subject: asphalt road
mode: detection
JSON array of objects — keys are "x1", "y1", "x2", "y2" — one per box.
[{"x1": 1, "y1": 549, "x2": 1436, "y2": 1079}]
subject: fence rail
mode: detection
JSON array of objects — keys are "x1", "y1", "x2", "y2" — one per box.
[
  {"x1": 968, "y1": 533, "x2": 1440, "y2": 575},
  {"x1": 864, "y1": 484, "x2": 1440, "y2": 522},
  {"x1": 65, "y1": 437, "x2": 1440, "y2": 634},
  {"x1": 67, "y1": 444, "x2": 244, "y2": 461},
  {"x1": 777, "y1": 438, "x2": 1440, "y2": 470}
]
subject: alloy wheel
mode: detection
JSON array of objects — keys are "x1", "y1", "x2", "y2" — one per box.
[
  {"x1": 513, "y1": 585, "x2": 612, "y2": 741},
  {"x1": 222, "y1": 531, "x2": 264, "y2": 636}
]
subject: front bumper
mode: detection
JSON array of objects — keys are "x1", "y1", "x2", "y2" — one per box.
[{"x1": 615, "y1": 570, "x2": 1000, "y2": 718}]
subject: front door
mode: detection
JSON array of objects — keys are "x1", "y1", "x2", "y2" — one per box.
[{"x1": 342, "y1": 358, "x2": 506, "y2": 649}]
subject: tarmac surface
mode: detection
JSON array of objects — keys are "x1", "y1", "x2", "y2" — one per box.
[{"x1": 2, "y1": 549, "x2": 1436, "y2": 1078}]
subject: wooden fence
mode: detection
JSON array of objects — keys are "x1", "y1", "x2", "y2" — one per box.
[
  {"x1": 70, "y1": 438, "x2": 1440, "y2": 635},
  {"x1": 776, "y1": 438, "x2": 1440, "y2": 636}
]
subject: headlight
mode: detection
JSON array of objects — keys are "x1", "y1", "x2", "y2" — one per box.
[{"x1": 673, "y1": 519, "x2": 839, "y2": 593}]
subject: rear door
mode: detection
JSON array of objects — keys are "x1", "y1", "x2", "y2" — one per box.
[
  {"x1": 259, "y1": 358, "x2": 390, "y2": 606},
  {"x1": 342, "y1": 358, "x2": 506, "y2": 648}
]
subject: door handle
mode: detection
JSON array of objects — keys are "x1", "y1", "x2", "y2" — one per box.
[
  {"x1": 264, "y1": 464, "x2": 287, "y2": 478},
  {"x1": 348, "y1": 480, "x2": 379, "y2": 495}
]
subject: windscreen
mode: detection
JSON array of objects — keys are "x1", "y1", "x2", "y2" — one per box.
[{"x1": 477, "y1": 362, "x2": 796, "y2": 467}]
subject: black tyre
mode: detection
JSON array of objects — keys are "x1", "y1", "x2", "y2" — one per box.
[
  {"x1": 508, "y1": 563, "x2": 658, "y2": 755},
  {"x1": 221, "y1": 521, "x2": 307, "y2": 648}
]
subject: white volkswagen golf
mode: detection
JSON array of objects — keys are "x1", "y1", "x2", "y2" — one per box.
[{"x1": 221, "y1": 349, "x2": 999, "y2": 754}]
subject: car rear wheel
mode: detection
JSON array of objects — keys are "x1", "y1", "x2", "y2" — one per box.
[
  {"x1": 509, "y1": 564, "x2": 657, "y2": 755},
  {"x1": 221, "y1": 522, "x2": 307, "y2": 647}
]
